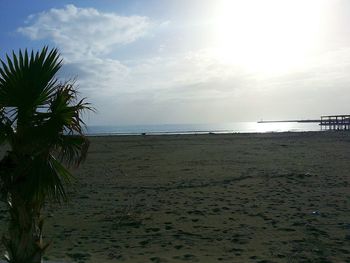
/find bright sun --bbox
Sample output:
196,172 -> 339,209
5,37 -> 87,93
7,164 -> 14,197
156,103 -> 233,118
211,0 -> 326,74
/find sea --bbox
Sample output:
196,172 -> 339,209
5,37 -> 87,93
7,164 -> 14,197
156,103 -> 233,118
86,122 -> 321,136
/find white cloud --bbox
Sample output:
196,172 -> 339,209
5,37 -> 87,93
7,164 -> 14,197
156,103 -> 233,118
17,5 -> 153,98
18,4 -> 151,59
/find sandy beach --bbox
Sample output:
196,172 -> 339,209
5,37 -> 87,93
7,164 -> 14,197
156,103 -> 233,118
1,132 -> 350,262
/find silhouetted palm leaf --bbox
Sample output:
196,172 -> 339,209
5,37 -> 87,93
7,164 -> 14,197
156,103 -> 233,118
0,47 -> 92,263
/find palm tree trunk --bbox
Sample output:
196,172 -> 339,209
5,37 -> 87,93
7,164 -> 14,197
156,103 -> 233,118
4,193 -> 44,263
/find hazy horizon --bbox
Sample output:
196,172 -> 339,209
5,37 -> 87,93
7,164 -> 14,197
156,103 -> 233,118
1,0 -> 350,125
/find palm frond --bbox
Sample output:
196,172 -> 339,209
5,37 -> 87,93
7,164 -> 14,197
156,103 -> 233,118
18,154 -> 73,203
0,46 -> 62,110
47,83 -> 93,134
0,108 -> 15,146
55,135 -> 89,167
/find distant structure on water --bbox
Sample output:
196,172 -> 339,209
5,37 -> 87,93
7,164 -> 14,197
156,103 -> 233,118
320,115 -> 350,131
258,114 -> 350,131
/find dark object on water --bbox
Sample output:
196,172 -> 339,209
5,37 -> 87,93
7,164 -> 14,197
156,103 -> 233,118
320,115 -> 350,131
258,114 -> 350,131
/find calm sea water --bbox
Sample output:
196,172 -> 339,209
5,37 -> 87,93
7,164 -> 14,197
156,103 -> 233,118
86,122 -> 321,136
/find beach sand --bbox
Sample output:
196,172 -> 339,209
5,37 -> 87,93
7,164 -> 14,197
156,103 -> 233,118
1,132 -> 350,262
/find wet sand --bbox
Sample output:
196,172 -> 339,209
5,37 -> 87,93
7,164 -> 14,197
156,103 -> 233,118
1,132 -> 350,262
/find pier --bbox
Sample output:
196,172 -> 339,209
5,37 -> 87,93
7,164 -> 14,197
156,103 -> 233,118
258,114 -> 350,131
320,115 -> 350,130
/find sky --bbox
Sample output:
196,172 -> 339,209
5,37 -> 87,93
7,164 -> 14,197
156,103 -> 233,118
1,0 -> 350,125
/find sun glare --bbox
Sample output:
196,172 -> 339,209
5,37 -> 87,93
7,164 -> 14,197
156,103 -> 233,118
211,0 -> 326,74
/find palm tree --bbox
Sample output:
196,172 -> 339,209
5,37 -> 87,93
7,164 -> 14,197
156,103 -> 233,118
0,47 -> 92,263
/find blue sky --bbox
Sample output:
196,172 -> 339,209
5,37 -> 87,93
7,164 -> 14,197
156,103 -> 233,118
1,0 -> 350,125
